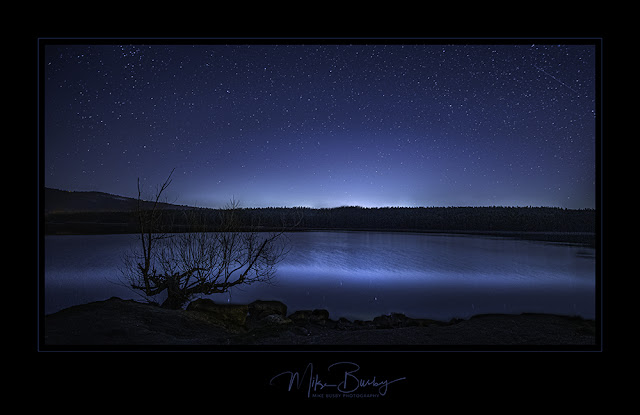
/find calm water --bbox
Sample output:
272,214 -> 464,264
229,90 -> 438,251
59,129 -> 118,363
42,231 -> 596,321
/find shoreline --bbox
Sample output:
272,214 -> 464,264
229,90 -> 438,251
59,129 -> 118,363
42,297 -> 598,348
43,228 -> 596,247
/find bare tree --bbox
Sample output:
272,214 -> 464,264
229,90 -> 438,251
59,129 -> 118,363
122,171 -> 297,309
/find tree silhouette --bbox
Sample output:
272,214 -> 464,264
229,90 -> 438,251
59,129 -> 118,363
122,170 -> 296,309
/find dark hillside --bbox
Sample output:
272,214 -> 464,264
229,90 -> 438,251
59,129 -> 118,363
44,187 -> 188,214
44,188 -> 139,214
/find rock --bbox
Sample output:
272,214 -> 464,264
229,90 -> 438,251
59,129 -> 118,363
288,310 -> 313,324
248,300 -> 288,319
263,314 -> 293,326
310,309 -> 330,323
412,318 -> 446,327
292,326 -> 309,336
373,313 -> 410,329
43,297 -> 597,346
288,309 -> 331,325
186,298 -> 216,313
186,298 -> 248,327
44,297 -> 235,345
337,317 -> 353,330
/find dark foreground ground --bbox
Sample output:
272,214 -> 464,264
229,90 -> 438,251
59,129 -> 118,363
42,297 -> 597,348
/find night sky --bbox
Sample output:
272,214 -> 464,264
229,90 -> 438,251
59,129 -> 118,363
43,40 -> 597,209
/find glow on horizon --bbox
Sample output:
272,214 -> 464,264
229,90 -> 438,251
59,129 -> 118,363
44,43 -> 597,211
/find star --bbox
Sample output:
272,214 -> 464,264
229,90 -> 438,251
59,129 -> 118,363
43,41 -> 597,209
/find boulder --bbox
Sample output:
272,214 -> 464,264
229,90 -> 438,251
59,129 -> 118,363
186,298 -> 248,327
263,314 -> 293,326
310,309 -> 330,323
288,309 -> 330,325
292,326 -> 309,336
288,310 -> 313,324
336,317 -> 353,330
373,313 -> 410,329
248,300 -> 288,319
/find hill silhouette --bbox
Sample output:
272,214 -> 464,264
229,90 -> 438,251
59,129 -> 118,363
43,187 -> 186,214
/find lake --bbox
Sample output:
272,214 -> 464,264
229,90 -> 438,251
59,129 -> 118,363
42,231 -> 596,321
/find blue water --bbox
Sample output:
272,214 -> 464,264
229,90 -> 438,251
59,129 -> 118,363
42,231 -> 596,321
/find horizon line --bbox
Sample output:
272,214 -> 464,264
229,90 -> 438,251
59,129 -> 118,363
43,187 -> 595,211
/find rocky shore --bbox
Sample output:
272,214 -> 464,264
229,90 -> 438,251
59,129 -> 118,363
43,297 -> 597,348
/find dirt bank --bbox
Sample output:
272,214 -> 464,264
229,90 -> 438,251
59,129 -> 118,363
42,297 -> 597,348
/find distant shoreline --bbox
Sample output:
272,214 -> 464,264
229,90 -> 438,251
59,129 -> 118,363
43,226 -> 596,247
43,194 -> 597,246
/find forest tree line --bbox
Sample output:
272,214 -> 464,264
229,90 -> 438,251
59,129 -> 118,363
44,205 -> 596,236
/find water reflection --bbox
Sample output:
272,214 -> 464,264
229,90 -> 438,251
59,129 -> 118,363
43,231 -> 595,320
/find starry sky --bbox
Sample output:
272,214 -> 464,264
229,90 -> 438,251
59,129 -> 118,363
42,40 -> 597,209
